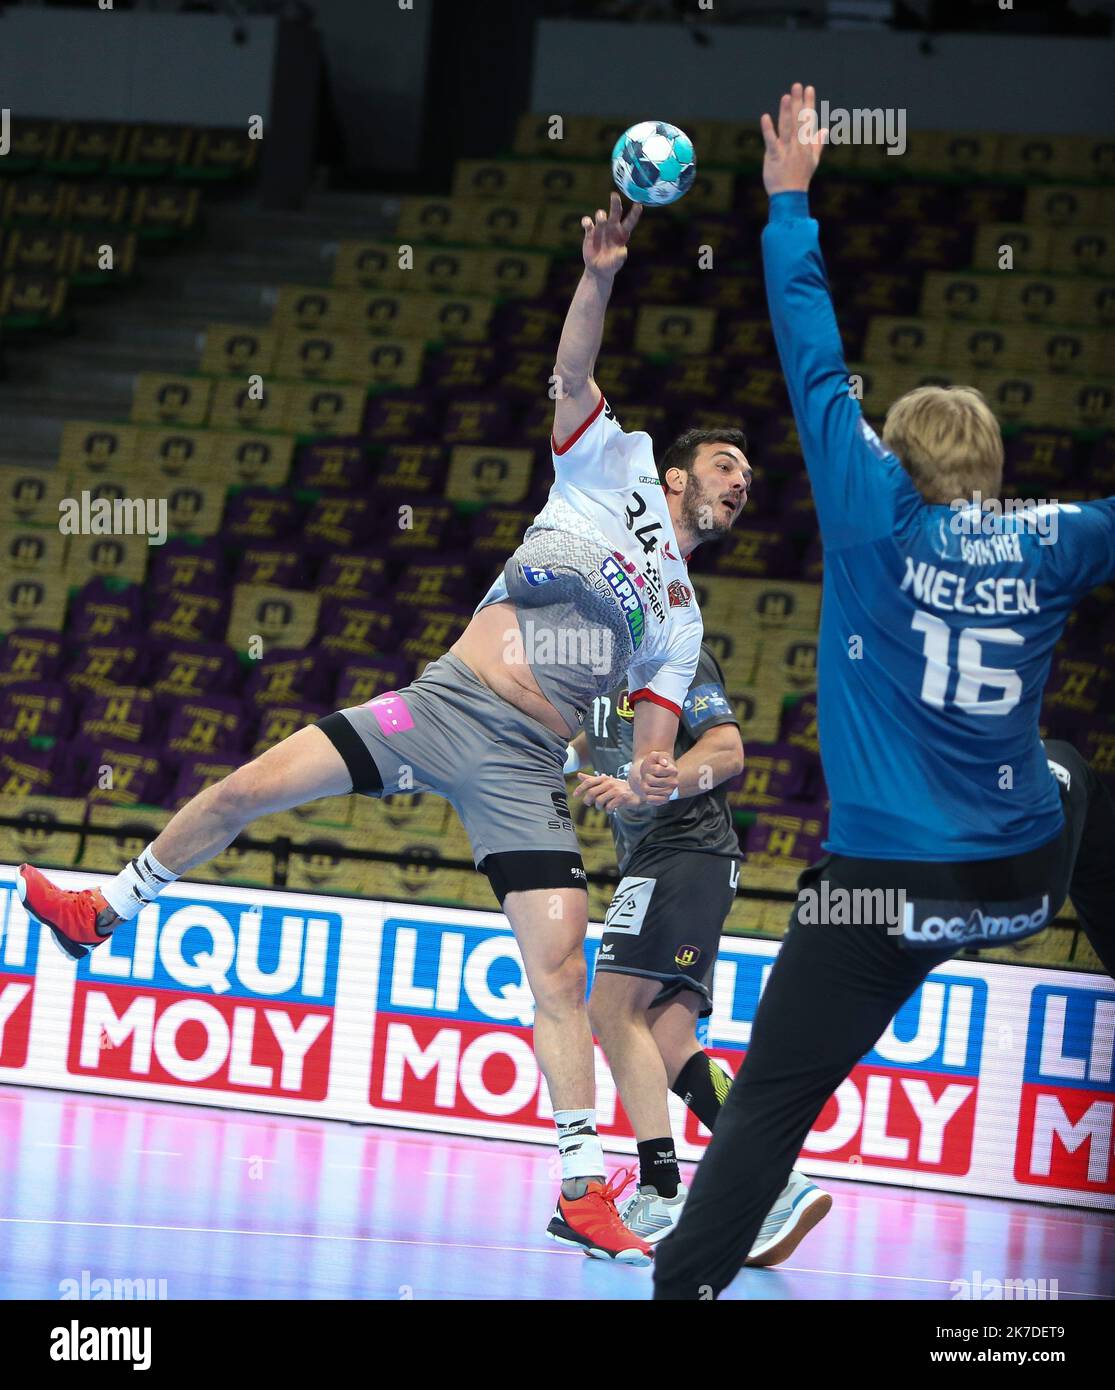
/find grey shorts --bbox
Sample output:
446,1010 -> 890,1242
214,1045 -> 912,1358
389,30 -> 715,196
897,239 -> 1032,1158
316,652 -> 588,902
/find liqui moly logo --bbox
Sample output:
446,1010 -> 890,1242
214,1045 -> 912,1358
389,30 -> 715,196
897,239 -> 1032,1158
694,950 -> 986,1172
370,919 -> 629,1132
0,877 -> 40,1070
1015,983 -> 1115,1193
67,893 -> 343,1100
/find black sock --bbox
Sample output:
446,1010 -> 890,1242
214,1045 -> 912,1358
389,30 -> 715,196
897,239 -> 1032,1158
671,1051 -> 733,1133
637,1138 -> 680,1198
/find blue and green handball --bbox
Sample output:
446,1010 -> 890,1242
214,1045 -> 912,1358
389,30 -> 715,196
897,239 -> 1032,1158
611,121 -> 696,206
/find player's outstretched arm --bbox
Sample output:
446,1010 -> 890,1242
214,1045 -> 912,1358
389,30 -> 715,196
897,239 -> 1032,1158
760,83 -> 907,547
1039,498 -> 1115,596
553,191 -> 641,448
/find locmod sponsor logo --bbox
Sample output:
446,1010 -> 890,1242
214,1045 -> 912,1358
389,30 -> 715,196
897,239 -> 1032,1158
1015,982 -> 1115,1195
0,877 -> 40,1070
69,894 -> 342,1100
688,950 -> 985,1174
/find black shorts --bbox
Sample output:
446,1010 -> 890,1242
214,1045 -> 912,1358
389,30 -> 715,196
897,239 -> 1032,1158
801,739 -> 1110,958
594,847 -> 740,1017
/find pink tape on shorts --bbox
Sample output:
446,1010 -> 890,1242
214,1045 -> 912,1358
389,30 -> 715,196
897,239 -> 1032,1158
365,692 -> 414,735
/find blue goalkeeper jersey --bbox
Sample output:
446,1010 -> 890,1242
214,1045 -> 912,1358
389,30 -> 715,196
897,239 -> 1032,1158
763,191 -> 1115,862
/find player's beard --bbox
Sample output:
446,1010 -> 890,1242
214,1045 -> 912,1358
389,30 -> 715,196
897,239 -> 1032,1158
680,471 -> 734,541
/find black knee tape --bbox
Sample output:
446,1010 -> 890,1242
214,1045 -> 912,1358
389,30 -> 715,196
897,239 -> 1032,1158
316,712 -> 384,794
481,850 -> 587,904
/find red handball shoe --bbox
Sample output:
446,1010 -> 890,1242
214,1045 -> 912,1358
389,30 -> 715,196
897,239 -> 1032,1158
546,1167 -> 653,1266
16,864 -> 115,961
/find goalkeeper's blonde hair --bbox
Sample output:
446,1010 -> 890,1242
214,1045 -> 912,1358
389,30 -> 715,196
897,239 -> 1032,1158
882,386 -> 1004,505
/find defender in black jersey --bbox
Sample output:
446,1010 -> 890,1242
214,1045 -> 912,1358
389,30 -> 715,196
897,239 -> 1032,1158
577,645 -> 742,1006
567,643 -> 832,1259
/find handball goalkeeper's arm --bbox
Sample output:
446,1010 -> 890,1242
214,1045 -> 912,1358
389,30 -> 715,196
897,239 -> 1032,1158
553,191 -> 640,449
760,83 -> 910,548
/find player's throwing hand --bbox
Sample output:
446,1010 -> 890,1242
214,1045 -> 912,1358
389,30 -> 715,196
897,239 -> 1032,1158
581,190 -> 642,279
761,81 -> 828,196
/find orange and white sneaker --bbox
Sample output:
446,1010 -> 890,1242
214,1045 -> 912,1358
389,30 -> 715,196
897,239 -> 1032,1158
545,1167 -> 653,1266
16,864 -> 116,962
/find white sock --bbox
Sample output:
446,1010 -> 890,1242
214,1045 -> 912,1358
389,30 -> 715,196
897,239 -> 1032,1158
554,1108 -> 605,1183
102,844 -> 179,921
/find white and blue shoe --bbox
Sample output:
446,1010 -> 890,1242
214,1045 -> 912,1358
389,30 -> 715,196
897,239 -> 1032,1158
619,1169 -> 830,1264
619,1182 -> 690,1245
745,1170 -> 832,1267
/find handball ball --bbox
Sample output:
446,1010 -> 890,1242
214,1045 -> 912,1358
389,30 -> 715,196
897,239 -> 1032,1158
611,120 -> 696,206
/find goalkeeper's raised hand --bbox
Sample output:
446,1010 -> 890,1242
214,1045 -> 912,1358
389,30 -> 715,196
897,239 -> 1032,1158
761,82 -> 828,196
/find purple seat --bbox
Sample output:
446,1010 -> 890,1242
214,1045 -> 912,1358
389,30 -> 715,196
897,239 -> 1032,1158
442,396 -> 516,446
294,440 -> 371,492
779,695 -> 819,755
78,686 -> 155,745
362,391 -> 443,444
1086,433 -> 1115,492
368,445 -> 448,501
0,739 -> 64,795
165,696 -> 246,757
147,640 -> 243,707
0,629 -> 65,685
491,302 -> 563,353
149,538 -> 225,594
746,803 -> 827,869
244,648 -> 335,708
68,580 -> 144,642
425,345 -> 500,392
147,589 -> 229,645
316,598 -> 403,659
64,639 -> 145,700
714,526 -> 802,580
302,495 -> 378,556
727,741 -> 816,811
234,547 -> 310,590
316,551 -> 389,599
900,223 -> 974,272
222,489 -> 300,544
1004,429 -> 1077,491
383,503 -> 455,555
0,680 -> 69,742
74,735 -> 171,805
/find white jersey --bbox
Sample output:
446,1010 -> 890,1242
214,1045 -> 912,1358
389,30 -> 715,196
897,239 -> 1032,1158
521,396 -> 704,717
